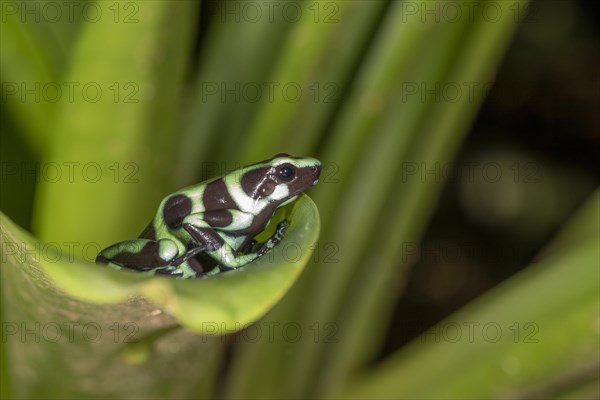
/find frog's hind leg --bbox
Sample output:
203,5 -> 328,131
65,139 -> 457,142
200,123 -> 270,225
96,238 -> 179,272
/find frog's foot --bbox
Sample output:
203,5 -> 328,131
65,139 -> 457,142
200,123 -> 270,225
240,239 -> 258,255
201,220 -> 288,276
257,220 -> 288,257
154,258 -> 204,279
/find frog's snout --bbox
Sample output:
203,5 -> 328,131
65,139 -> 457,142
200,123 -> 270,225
313,165 -> 320,177
311,165 -> 321,185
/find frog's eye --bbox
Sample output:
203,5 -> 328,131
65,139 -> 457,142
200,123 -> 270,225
277,164 -> 295,181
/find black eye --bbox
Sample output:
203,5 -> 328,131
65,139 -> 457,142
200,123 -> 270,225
277,164 -> 295,181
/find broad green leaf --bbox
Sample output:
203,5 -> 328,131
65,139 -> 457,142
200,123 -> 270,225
3,194 -> 319,330
1,194 -> 319,397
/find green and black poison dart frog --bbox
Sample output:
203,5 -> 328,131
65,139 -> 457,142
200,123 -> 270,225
96,154 -> 321,279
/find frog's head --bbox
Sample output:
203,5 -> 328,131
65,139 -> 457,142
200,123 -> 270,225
239,153 -> 321,206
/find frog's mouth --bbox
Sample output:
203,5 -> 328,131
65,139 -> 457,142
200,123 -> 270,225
279,195 -> 299,207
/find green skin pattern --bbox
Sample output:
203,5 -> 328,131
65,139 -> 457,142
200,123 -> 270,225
96,154 -> 321,278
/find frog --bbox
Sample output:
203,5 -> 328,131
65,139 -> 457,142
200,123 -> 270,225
96,154 -> 321,279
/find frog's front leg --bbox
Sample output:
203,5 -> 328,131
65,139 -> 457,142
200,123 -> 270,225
255,220 -> 288,256
183,216 -> 257,269
183,211 -> 285,269
240,221 -> 288,255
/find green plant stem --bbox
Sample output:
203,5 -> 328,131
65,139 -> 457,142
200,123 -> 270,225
238,0 -> 352,162
283,1 -> 478,396
174,1 -> 299,186
280,1 -> 387,156
0,14 -> 55,155
222,1 -> 402,396
319,1 -> 531,395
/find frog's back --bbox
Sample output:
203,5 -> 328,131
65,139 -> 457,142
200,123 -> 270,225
153,176 -> 238,233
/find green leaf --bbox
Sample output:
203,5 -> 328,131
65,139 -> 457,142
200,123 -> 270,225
0,9 -> 55,155
318,0 -> 532,393
3,194 -> 319,331
174,1 -> 299,185
226,0 -> 530,397
238,0 -> 354,162
0,1 -> 93,156
32,1 -> 197,246
0,194 -> 319,397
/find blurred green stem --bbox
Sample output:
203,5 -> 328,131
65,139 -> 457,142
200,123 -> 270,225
238,0 -> 351,162
0,14 -> 55,154
32,1 -> 197,246
320,0 -> 531,395
175,1 -> 299,185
